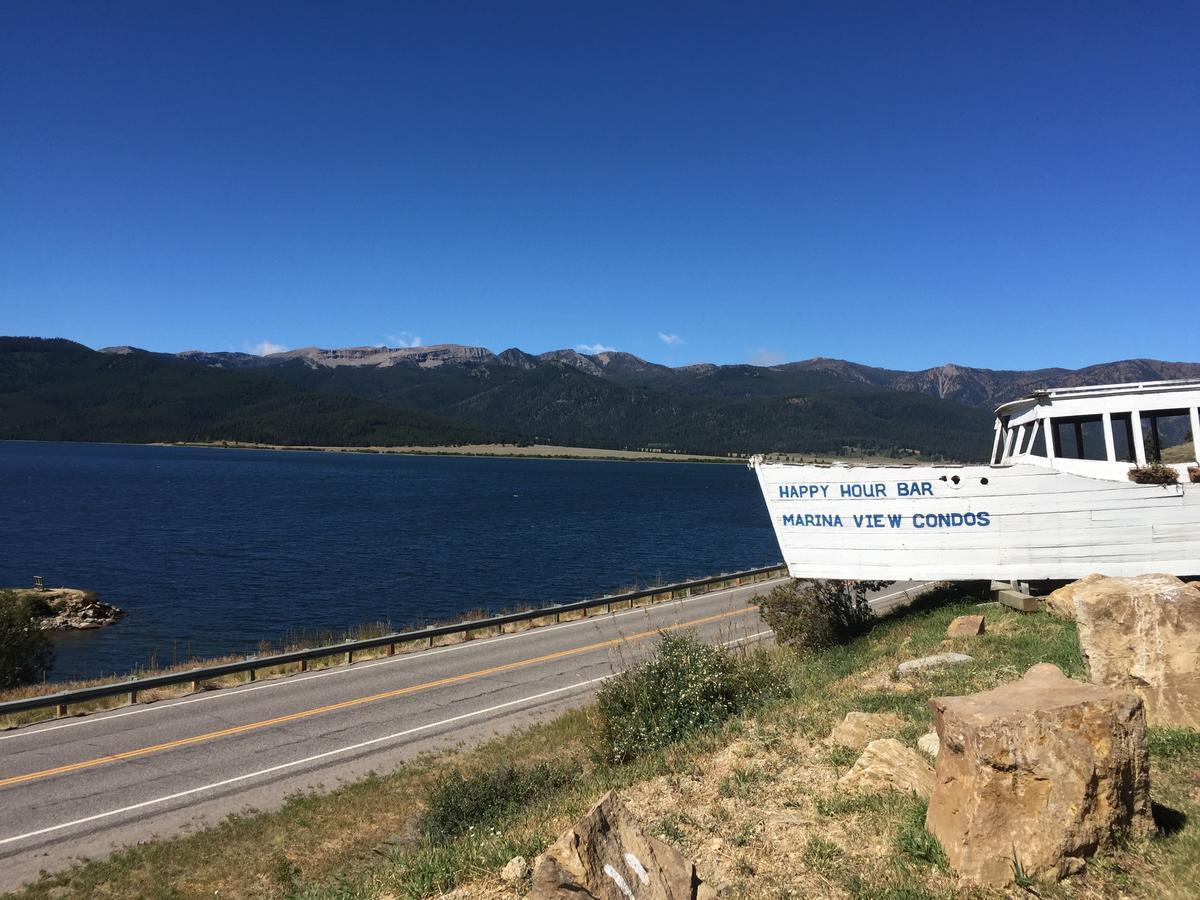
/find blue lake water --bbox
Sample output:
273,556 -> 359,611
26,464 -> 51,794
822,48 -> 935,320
0,442 -> 779,681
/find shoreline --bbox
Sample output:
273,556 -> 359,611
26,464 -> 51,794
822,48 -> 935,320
2,439 -> 932,466
153,440 -> 744,463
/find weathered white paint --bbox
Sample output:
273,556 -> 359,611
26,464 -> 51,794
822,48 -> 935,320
624,852 -> 651,885
603,863 -> 636,899
752,379 -> 1200,581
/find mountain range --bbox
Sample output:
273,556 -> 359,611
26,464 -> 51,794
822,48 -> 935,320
143,343 -> 1200,410
4,337 -> 1198,461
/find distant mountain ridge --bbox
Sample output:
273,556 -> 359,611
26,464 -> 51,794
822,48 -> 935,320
11,337 -> 1193,461
132,343 -> 1200,410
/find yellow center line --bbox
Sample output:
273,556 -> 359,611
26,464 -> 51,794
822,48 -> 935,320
0,606 -> 755,789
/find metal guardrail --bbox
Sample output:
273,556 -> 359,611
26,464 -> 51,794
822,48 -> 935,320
2,563 -> 788,720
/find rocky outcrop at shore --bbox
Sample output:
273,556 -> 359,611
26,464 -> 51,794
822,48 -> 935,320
7,588 -> 123,630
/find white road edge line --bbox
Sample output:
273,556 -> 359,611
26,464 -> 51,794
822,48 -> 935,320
0,628 -> 774,848
1,577 -> 787,742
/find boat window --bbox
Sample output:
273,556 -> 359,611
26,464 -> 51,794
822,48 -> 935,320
1140,409 -> 1193,463
1052,415 -> 1108,461
1014,424 -> 1031,455
1032,421 -> 1050,458
1110,413 -> 1136,463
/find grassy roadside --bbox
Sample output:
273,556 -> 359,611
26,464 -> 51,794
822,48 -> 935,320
12,590 -> 1200,899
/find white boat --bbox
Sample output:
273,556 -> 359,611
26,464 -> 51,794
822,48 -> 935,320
750,379 -> 1200,581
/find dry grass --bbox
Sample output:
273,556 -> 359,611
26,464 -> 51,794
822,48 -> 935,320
14,592 -> 1200,900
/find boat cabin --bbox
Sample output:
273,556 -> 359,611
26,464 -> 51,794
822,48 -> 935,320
991,379 -> 1200,475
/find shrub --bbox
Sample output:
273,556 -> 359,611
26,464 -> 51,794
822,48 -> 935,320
1128,463 -> 1179,485
593,631 -> 782,764
0,590 -> 54,688
418,761 -> 574,843
754,579 -> 893,653
19,591 -> 54,618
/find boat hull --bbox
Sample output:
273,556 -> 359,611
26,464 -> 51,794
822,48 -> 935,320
752,462 -> 1200,581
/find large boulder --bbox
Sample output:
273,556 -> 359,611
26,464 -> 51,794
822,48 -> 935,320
837,738 -> 935,799
531,791 -> 716,899
926,664 -> 1153,886
1045,573 -> 1200,728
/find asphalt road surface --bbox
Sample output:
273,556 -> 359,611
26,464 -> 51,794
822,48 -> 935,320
0,578 -> 930,891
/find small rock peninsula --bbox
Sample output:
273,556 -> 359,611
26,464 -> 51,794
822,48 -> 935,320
4,587 -> 123,631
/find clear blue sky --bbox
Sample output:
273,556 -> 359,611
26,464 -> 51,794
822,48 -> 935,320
2,2 -> 1196,371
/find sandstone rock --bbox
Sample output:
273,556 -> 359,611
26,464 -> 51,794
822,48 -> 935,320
837,738 -> 934,799
825,711 -> 903,750
946,615 -> 985,637
896,652 -> 973,677
1044,573 -> 1200,728
531,791 -> 716,899
916,731 -> 940,759
926,663 -> 1153,886
501,855 -> 529,885
1045,573 -> 1105,619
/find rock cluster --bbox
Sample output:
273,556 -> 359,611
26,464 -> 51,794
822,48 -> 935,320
8,588 -> 124,630
926,663 -> 1153,885
1046,573 -> 1200,728
532,790 -> 716,899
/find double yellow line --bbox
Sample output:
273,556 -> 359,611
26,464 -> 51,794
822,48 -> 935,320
1,606 -> 755,789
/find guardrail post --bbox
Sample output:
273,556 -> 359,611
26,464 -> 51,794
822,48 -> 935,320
298,659 -> 308,673
345,650 -> 353,665
554,610 -> 561,623
56,703 -> 68,718
386,643 -> 395,657
247,668 -> 256,683
191,679 -> 201,692
424,636 -> 433,649
127,688 -> 138,705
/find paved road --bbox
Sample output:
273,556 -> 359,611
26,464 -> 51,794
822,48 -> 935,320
0,578 -> 929,892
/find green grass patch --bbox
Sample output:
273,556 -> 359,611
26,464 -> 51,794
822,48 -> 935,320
893,800 -> 948,870
418,761 -> 573,843
1148,726 -> 1200,760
